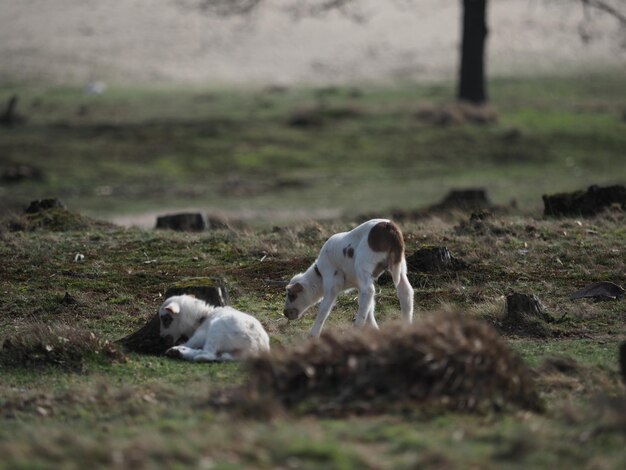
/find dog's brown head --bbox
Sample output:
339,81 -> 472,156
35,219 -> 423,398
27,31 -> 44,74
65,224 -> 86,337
284,281 -> 305,319
283,274 -> 320,320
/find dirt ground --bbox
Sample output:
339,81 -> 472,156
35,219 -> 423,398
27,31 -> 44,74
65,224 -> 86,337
1,0 -> 624,86
109,207 -> 343,229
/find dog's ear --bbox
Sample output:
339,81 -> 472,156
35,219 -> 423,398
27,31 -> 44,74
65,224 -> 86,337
286,282 -> 304,294
165,302 -> 180,315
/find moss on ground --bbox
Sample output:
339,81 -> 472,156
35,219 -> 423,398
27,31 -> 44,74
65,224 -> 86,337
0,76 -> 625,468
0,209 -> 624,468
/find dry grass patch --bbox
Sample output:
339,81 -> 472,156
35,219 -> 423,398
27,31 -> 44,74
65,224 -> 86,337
0,323 -> 127,371
6,206 -> 111,232
415,102 -> 498,126
536,355 -> 621,397
234,312 -> 542,415
0,380 -> 182,420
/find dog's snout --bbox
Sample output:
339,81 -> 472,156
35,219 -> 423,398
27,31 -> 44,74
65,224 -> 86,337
283,308 -> 299,320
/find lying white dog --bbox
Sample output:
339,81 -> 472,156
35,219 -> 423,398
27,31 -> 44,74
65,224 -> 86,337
283,219 -> 414,337
159,295 -> 270,362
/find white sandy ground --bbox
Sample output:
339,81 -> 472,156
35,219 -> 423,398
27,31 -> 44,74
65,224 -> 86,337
0,0 -> 624,86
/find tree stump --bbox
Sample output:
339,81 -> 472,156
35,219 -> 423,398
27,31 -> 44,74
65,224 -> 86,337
206,215 -> 230,230
25,198 -> 66,213
116,315 -> 166,355
504,293 -> 550,323
118,277 -> 228,355
439,188 -> 491,210
155,213 -> 206,232
543,185 -> 626,217
164,277 -> 228,306
406,247 -> 465,272
500,293 -> 553,337
454,211 -> 509,236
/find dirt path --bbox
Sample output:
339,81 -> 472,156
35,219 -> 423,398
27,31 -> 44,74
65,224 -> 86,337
106,207 -> 343,228
1,0 -> 623,85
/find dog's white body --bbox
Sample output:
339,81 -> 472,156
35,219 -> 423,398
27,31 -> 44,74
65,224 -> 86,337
159,295 -> 270,362
283,219 -> 414,337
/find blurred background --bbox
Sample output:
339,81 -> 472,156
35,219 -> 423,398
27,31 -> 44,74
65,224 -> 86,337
1,0 -> 625,226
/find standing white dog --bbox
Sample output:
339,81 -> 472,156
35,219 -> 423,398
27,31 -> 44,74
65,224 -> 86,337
283,219 -> 414,337
159,295 -> 270,362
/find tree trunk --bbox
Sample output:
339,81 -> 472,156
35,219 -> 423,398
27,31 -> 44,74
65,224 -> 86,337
458,0 -> 489,103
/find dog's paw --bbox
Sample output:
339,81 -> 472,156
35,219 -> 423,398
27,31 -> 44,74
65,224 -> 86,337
165,346 -> 184,358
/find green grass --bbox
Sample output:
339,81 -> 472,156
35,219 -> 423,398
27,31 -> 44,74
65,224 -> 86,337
1,72 -> 625,218
1,73 -> 625,468
1,212 -> 625,468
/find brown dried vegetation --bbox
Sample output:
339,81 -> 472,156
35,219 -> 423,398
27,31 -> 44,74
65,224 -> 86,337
239,312 -> 542,415
1,323 -> 127,371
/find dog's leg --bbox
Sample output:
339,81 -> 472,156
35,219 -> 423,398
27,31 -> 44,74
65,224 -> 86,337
214,351 -> 238,362
355,272 -> 376,327
397,273 -> 414,323
308,293 -> 338,338
184,330 -> 206,349
390,259 -> 414,323
308,275 -> 343,337
192,351 -> 220,362
168,346 -> 232,363
165,345 -> 206,361
366,305 -> 379,328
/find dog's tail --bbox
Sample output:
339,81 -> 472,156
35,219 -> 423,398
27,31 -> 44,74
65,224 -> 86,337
389,256 -> 407,288
368,220 -> 406,287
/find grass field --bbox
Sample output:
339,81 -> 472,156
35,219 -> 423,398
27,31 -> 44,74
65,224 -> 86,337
1,72 -> 625,220
0,73 -> 625,468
